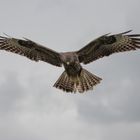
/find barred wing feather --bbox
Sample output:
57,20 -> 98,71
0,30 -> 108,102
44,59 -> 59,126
0,36 -> 62,67
77,30 -> 140,64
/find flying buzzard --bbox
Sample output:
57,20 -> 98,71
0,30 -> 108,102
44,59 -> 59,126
0,30 -> 140,93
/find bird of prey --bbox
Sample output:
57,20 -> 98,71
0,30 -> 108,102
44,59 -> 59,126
0,30 -> 140,93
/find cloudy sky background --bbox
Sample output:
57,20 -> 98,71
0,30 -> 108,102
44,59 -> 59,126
0,0 -> 140,140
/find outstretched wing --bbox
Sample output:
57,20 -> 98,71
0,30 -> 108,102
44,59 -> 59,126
0,36 -> 62,67
76,30 -> 140,64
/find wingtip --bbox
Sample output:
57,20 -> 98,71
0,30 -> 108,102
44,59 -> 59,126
22,37 -> 30,41
120,30 -> 133,35
3,33 -> 12,38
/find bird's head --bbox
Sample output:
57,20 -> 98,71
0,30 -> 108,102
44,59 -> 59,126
60,52 -> 79,66
65,57 -> 73,66
66,61 -> 70,65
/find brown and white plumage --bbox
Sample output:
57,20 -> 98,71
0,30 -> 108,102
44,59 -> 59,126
0,36 -> 62,66
77,30 -> 140,64
54,69 -> 102,93
0,30 -> 140,93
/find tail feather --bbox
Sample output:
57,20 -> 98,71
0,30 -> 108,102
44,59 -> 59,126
76,76 -> 84,93
53,69 -> 102,93
84,69 -> 101,85
84,70 -> 94,87
81,75 -> 87,91
83,73 -> 93,90
65,76 -> 74,92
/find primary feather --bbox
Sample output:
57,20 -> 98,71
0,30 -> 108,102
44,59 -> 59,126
0,36 -> 62,66
77,30 -> 140,64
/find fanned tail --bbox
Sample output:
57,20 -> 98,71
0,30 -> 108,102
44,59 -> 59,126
53,71 -> 74,92
53,69 -> 102,93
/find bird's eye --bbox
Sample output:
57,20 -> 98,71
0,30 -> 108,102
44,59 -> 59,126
66,61 -> 70,65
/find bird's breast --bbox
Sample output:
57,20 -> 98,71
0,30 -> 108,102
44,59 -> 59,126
64,62 -> 82,77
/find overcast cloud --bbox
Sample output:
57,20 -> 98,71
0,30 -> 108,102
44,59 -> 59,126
0,0 -> 140,140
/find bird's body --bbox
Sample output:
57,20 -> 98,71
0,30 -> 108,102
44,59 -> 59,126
60,52 -> 82,76
54,52 -> 101,92
0,30 -> 140,93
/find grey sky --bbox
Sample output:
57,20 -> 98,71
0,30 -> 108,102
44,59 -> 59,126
0,0 -> 140,140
